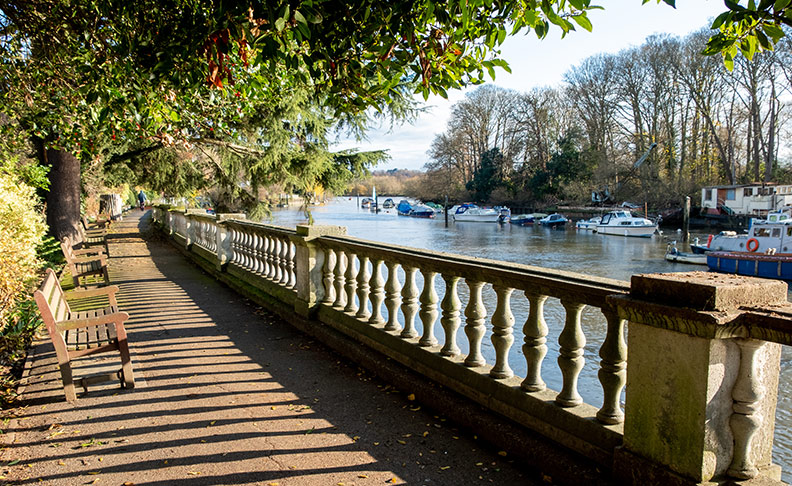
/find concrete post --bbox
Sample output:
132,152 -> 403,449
291,225 -> 347,319
215,214 -> 246,271
609,272 -> 786,486
183,210 -> 200,249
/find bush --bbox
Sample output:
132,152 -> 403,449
0,171 -> 47,329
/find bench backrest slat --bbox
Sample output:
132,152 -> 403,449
34,269 -> 69,337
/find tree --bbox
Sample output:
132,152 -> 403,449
0,0 -> 602,239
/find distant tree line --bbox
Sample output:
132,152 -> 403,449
412,28 -> 792,209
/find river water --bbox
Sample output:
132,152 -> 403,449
268,197 -> 792,480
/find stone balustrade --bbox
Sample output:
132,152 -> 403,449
151,206 -> 791,486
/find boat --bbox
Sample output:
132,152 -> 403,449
396,199 -> 413,216
538,213 -> 568,228
510,213 -> 547,226
707,249 -> 792,280
454,205 -> 506,223
382,198 -> 395,209
361,197 -> 373,208
664,241 -> 707,265
576,216 -> 602,230
409,204 -> 435,218
692,207 -> 792,254
594,210 -> 657,237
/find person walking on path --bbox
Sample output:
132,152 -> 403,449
137,189 -> 147,210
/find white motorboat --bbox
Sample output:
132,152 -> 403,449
453,205 -> 507,223
594,210 -> 657,237
576,216 -> 601,230
693,207 -> 792,254
665,242 -> 707,265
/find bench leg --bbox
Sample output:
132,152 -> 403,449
58,361 -> 77,402
116,326 -> 135,389
102,267 -> 110,285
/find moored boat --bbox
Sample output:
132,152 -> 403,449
665,242 -> 707,265
454,206 -> 504,223
382,198 -> 395,209
576,216 -> 601,231
707,250 -> 792,280
693,207 -> 792,254
594,210 -> 656,237
510,213 -> 546,226
538,213 -> 568,228
410,204 -> 435,218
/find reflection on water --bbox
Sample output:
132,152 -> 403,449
269,197 -> 791,480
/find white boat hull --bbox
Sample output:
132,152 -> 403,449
595,225 -> 656,237
454,213 -> 501,222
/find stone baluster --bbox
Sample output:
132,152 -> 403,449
439,275 -> 461,357
257,232 -> 267,275
728,339 -> 766,480
279,238 -> 290,285
418,271 -> 439,347
321,248 -> 336,305
343,251 -> 358,314
384,262 -> 402,332
464,280 -> 486,367
400,266 -> 419,338
272,237 -> 282,282
287,241 -> 296,288
368,259 -> 386,325
228,227 -> 238,265
490,285 -> 515,379
556,299 -> 586,407
521,292 -> 549,392
251,232 -> 262,274
261,235 -> 271,277
355,255 -> 371,319
332,249 -> 347,310
596,309 -> 627,424
267,235 -> 278,280
241,229 -> 251,269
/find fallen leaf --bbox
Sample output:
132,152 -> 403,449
440,466 -> 451,470
407,394 -> 415,401
88,471 -> 100,475
498,451 -> 507,457
397,440 -> 406,445
123,482 -> 136,486
57,461 -> 66,466
187,471 -> 201,475
358,474 -> 368,478
422,432 -> 429,437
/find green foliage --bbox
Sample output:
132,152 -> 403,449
702,1 -> 792,69
0,298 -> 42,407
0,169 -> 47,328
466,148 -> 504,203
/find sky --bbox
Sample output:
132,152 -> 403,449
331,0 -> 727,172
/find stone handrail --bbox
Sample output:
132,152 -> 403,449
149,206 -> 790,486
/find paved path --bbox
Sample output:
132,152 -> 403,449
1,211 -> 543,485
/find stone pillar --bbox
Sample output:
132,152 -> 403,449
610,272 -> 786,486
184,210 -> 203,249
216,214 -> 245,271
291,225 -> 347,318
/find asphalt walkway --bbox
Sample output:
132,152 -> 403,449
1,211 -> 543,485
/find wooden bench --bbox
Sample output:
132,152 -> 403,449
79,216 -> 110,254
61,236 -> 110,289
33,268 -> 135,402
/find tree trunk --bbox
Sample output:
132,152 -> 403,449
35,139 -> 82,242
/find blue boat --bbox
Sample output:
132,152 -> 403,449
706,251 -> 792,281
396,200 -> 413,216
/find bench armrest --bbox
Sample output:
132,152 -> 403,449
72,248 -> 104,256
71,255 -> 107,265
66,285 -> 119,300
56,311 -> 130,332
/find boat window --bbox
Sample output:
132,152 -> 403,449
772,228 -> 781,238
754,228 -> 771,237
787,227 -> 792,237
744,187 -> 753,196
601,214 -> 610,224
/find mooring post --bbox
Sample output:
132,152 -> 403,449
683,196 -> 690,242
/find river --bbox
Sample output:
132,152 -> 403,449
268,197 -> 792,480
